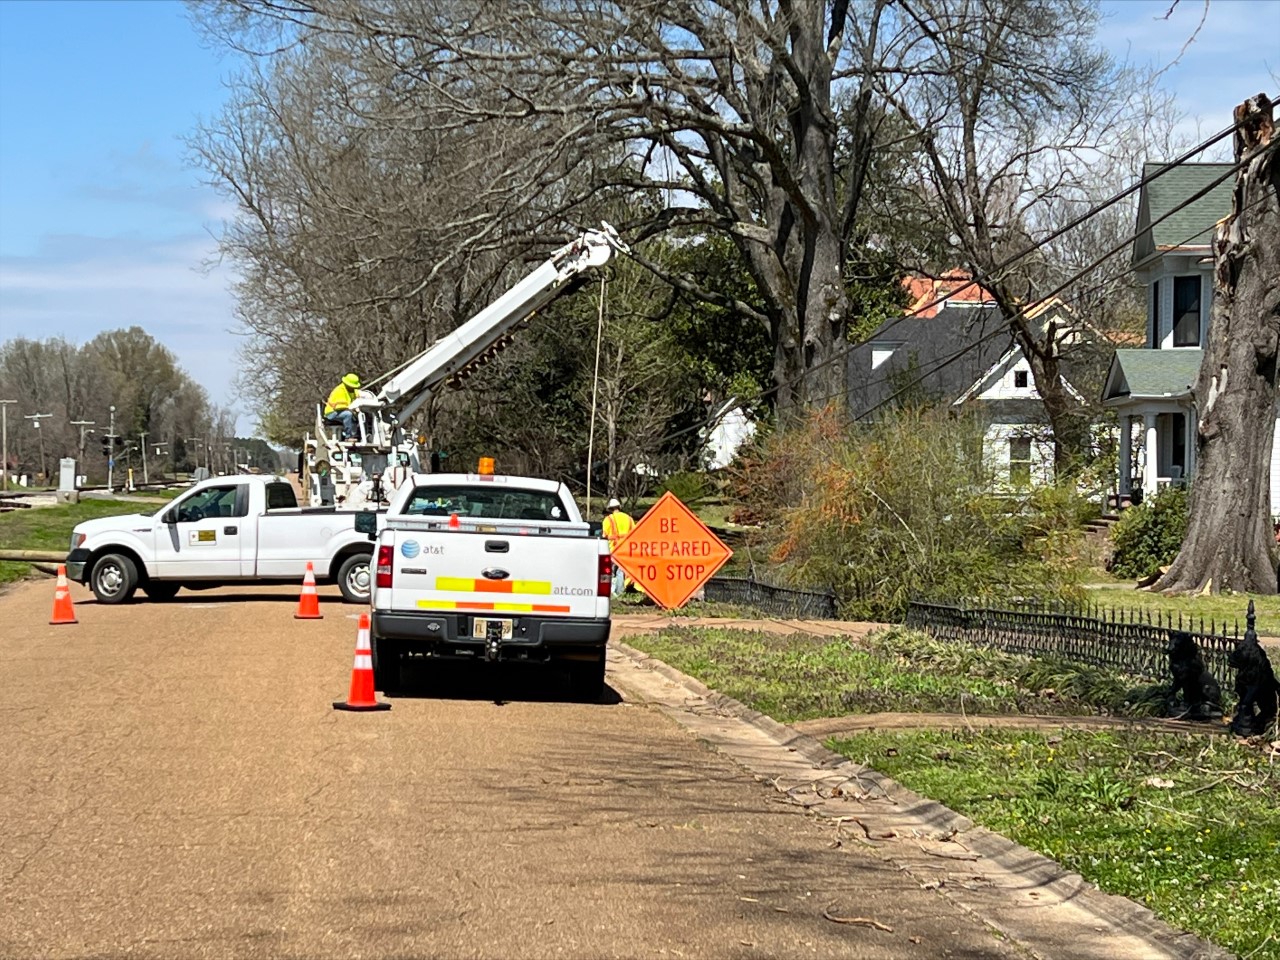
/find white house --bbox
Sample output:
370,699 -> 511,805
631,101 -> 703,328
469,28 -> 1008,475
703,401 -> 756,470
849,275 -> 1089,488
1099,162 -> 1279,506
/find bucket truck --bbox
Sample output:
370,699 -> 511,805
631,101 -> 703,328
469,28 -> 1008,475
302,223 -> 628,508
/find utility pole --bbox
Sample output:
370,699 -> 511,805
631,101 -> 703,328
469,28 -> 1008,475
0,399 -> 16,491
70,420 -> 95,484
105,405 -> 118,493
152,442 -> 169,481
139,431 -> 149,485
24,413 -> 53,484
186,437 -> 205,476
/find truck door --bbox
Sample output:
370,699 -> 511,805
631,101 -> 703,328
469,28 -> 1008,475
154,483 -> 250,578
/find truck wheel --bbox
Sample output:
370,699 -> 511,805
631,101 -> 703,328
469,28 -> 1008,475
567,656 -> 606,702
336,553 -> 372,604
143,581 -> 181,602
91,553 -> 138,604
371,637 -> 402,694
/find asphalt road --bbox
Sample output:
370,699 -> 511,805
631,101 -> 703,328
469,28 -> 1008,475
0,579 -> 1202,959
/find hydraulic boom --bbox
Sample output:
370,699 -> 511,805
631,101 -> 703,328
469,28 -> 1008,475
303,223 -> 628,508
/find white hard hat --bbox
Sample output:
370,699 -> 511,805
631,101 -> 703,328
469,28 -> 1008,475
606,497 -> 621,510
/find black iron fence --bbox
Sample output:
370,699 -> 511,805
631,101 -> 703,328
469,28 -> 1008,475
704,576 -> 838,620
906,598 -> 1239,687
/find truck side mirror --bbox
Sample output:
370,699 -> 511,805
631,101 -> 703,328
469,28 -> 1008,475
354,511 -> 378,540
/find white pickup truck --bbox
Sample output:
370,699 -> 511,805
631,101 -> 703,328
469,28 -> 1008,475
370,471 -> 612,698
66,474 -> 380,604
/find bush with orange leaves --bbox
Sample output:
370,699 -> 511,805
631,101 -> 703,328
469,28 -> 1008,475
727,406 -> 1086,619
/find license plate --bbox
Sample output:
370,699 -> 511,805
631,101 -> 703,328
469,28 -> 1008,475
472,617 -> 514,640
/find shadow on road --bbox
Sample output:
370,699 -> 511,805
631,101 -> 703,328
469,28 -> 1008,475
390,658 -> 623,706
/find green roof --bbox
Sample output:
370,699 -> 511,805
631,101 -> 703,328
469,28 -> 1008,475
1132,162 -> 1234,265
1101,349 -> 1204,405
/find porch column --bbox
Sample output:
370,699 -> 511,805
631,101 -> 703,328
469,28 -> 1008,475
1143,412 -> 1158,497
1118,415 -> 1132,497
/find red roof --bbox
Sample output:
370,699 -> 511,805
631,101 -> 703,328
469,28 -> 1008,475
902,271 -> 996,318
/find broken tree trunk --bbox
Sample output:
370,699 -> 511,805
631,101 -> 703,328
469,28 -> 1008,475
1157,93 -> 1280,595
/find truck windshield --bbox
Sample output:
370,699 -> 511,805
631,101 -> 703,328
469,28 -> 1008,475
402,485 -> 570,522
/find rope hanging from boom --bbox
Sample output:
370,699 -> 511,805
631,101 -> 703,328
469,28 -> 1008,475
585,273 -> 607,518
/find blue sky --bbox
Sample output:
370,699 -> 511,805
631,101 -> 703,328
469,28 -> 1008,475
1,0 -> 1277,437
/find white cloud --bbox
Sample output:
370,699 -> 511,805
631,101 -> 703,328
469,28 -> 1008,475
0,230 -> 254,433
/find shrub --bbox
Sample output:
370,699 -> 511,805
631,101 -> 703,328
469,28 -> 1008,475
658,470 -> 710,505
1109,486 -> 1188,579
728,407 -> 1087,619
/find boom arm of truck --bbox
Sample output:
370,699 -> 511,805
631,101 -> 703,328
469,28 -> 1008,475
375,222 -> 628,425
304,223 -> 627,509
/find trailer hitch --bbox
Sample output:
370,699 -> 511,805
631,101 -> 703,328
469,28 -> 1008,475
484,621 -> 503,663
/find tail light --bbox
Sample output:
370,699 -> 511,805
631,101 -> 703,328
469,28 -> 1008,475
598,553 -> 613,597
376,545 -> 394,588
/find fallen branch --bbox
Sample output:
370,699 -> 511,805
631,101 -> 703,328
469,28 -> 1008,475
822,909 -> 894,932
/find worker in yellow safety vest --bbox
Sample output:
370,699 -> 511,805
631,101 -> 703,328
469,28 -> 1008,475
324,373 -> 362,440
601,497 -> 635,596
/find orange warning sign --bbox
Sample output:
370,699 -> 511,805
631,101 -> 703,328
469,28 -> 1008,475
612,491 -> 732,609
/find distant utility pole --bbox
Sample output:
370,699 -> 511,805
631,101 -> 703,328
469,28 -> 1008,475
105,405 -> 118,493
0,399 -> 16,491
186,437 -> 205,474
24,413 -> 53,483
139,431 -> 149,485
70,420 -> 95,483
152,442 -> 169,481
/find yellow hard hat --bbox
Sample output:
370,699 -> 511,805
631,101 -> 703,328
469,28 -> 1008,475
342,373 -> 361,389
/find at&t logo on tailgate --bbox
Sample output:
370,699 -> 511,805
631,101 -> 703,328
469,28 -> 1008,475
400,539 -> 421,559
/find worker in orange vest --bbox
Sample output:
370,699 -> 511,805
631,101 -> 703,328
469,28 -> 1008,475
601,497 -> 635,596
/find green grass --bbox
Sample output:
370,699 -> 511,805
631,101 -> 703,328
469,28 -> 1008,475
1085,587 -> 1280,637
624,625 -> 1157,723
829,728 -> 1278,959
0,498 -> 165,584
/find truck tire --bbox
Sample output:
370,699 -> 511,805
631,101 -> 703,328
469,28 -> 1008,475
336,552 -> 372,604
143,581 -> 181,602
371,636 -> 402,694
567,655 -> 606,702
90,553 -> 139,604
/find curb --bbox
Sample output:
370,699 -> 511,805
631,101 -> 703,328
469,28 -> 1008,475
614,640 -> 1233,960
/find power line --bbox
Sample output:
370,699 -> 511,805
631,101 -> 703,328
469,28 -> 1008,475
847,168 -> 1276,423
791,177 -> 1275,418
649,123 -> 1269,449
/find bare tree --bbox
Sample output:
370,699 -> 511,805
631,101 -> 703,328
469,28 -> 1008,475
189,3 -> 607,442
191,0 -> 912,424
878,0 -> 1177,473
0,330 -> 224,482
194,0 -> 1180,446
1157,95 -> 1279,595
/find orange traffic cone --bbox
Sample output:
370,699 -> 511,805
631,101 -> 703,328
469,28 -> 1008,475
333,613 -> 390,712
294,562 -> 323,619
49,564 -> 77,625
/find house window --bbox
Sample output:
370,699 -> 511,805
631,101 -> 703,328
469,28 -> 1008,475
1150,279 -> 1161,349
1173,276 -> 1200,346
1014,370 -> 1029,389
871,343 -> 900,370
1009,438 -> 1032,486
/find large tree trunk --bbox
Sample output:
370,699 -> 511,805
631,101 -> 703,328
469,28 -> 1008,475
1157,94 -> 1279,595
742,0 -> 851,422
